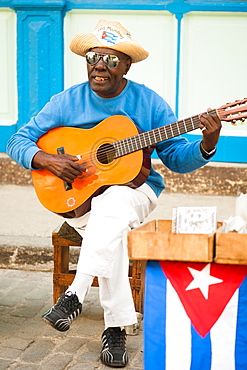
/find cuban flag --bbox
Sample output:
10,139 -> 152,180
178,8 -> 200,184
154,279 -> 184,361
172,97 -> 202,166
144,260 -> 247,370
101,31 -> 118,45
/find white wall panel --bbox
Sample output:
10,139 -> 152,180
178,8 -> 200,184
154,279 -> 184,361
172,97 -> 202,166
64,10 -> 177,111
0,9 -> 17,126
179,12 -> 247,136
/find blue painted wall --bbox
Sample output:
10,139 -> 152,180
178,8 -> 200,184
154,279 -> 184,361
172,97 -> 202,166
1,0 -> 247,163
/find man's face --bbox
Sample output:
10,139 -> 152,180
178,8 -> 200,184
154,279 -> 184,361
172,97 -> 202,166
87,47 -> 132,98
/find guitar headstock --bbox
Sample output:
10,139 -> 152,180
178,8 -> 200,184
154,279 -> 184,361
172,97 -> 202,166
217,98 -> 247,125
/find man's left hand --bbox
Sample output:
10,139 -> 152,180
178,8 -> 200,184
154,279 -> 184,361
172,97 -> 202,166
199,109 -> 222,152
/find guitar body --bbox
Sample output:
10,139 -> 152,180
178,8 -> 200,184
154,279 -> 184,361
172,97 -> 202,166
32,115 -> 151,218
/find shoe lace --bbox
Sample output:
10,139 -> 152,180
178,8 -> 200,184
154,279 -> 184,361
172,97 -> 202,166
55,292 -> 79,314
106,328 -> 126,349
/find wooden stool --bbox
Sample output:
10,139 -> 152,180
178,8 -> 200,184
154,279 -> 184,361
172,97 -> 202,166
52,222 -> 146,313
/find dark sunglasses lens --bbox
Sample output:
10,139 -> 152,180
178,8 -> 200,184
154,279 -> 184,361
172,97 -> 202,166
86,52 -> 100,65
103,55 -> 119,68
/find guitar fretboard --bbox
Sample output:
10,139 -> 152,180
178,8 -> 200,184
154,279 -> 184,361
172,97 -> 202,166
114,109 -> 216,158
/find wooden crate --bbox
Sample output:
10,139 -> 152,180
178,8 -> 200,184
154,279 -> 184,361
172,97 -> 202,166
215,232 -> 247,264
128,219 -> 215,262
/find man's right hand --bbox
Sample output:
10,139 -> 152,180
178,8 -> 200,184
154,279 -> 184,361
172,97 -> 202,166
32,151 -> 87,183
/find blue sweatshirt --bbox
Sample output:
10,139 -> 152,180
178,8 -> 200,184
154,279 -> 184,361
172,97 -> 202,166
7,79 -> 212,197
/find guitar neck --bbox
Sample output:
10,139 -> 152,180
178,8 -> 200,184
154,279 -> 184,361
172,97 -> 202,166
114,109 -> 216,158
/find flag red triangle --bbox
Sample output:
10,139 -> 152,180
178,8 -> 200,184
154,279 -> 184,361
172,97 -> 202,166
102,31 -> 108,39
160,261 -> 247,337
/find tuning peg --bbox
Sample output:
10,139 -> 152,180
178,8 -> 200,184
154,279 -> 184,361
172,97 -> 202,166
231,120 -> 237,126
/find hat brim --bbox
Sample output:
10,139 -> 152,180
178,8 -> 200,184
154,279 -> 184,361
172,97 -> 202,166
70,32 -> 149,63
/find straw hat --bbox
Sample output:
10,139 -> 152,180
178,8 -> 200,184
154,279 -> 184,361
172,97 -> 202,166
70,19 -> 149,63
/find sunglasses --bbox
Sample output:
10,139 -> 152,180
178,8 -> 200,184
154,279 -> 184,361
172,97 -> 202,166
85,52 -> 129,69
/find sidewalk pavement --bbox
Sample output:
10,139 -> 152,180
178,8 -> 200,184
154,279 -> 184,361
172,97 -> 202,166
0,185 -> 239,369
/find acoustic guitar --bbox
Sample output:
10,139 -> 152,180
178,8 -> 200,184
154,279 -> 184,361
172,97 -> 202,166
32,98 -> 247,218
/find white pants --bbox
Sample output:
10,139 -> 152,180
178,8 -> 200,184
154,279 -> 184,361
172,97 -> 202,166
67,183 -> 157,327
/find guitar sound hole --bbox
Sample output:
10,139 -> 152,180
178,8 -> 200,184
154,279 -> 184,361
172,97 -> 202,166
97,143 -> 116,164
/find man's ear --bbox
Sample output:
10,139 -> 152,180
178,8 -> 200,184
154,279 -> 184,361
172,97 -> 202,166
124,59 -> 132,75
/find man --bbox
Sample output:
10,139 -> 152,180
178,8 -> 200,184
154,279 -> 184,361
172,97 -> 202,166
7,19 -> 221,368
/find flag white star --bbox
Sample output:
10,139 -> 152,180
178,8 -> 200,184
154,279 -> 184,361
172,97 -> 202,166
185,264 -> 223,299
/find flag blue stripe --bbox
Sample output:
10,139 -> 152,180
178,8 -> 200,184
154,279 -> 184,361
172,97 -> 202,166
144,261 -> 166,370
190,325 -> 211,370
235,276 -> 247,369
104,39 -> 116,44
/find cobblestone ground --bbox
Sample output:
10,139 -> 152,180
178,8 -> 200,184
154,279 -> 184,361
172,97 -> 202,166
0,269 -> 143,370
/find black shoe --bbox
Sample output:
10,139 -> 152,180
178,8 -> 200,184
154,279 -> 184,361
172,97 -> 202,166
42,292 -> 82,332
100,327 -> 128,368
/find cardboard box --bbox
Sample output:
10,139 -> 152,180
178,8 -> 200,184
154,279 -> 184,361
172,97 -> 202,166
215,232 -> 247,264
128,219 -> 215,262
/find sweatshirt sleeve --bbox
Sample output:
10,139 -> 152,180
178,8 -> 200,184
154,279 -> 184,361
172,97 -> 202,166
154,101 -> 213,174
6,95 -> 61,169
